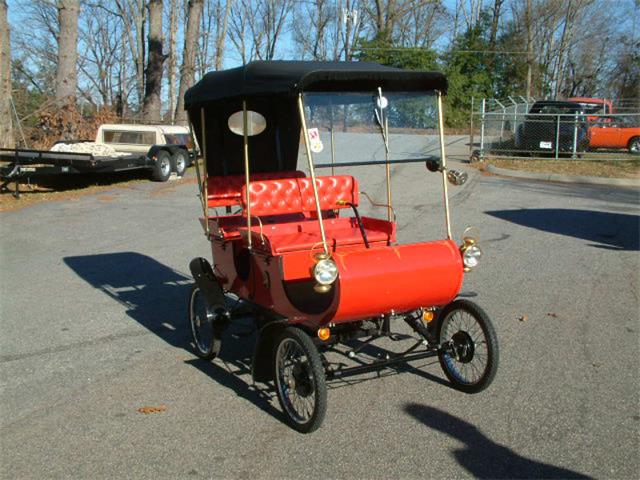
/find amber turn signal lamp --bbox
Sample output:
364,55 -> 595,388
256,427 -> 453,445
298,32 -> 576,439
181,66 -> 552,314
422,310 -> 434,323
317,327 -> 331,341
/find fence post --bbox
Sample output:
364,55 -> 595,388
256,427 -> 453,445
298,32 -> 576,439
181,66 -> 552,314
480,98 -> 486,159
572,112 -> 578,158
469,96 -> 474,156
555,114 -> 561,159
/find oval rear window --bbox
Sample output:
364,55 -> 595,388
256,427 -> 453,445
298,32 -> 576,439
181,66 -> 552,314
228,111 -> 266,136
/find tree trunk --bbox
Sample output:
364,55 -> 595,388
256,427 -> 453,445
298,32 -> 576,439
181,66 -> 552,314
0,0 -> 13,148
214,0 -> 232,70
175,0 -> 204,123
168,0 -> 177,122
55,0 -> 79,106
142,0 -> 164,121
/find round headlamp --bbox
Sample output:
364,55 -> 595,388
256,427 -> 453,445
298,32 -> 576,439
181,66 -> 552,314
313,258 -> 338,285
462,244 -> 482,269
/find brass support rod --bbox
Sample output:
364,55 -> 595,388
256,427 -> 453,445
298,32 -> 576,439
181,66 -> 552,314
187,117 -> 204,213
242,100 -> 252,250
437,91 -> 452,240
200,108 -> 210,238
384,115 -> 392,222
297,94 -> 329,256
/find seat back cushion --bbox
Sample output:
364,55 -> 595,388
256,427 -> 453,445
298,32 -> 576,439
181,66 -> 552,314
242,175 -> 359,217
207,171 -> 305,207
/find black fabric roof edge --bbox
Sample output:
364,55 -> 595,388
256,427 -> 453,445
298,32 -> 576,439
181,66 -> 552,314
184,60 -> 447,109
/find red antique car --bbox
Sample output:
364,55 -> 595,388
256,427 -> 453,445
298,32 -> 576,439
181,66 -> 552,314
183,61 -> 499,432
588,115 -> 640,154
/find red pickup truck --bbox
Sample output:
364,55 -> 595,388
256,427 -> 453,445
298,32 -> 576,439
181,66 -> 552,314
588,115 -> 640,154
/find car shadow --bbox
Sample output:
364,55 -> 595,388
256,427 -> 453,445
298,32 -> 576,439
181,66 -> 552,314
486,208 -> 639,251
63,252 -> 284,424
404,403 -> 593,479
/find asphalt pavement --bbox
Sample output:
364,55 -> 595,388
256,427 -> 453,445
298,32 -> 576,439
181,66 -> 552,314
1,155 -> 639,479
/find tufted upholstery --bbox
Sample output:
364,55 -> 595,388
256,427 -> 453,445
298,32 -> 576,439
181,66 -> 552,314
207,171 -> 305,208
241,175 -> 358,217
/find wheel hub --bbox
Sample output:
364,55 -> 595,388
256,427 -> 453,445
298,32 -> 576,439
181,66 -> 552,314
291,363 -> 313,397
451,331 -> 475,363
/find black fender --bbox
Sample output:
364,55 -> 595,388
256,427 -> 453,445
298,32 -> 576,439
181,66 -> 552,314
189,257 -> 225,309
251,321 -> 288,383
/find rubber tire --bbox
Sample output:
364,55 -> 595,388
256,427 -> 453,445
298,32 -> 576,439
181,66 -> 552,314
152,150 -> 172,182
171,150 -> 189,177
436,299 -> 499,393
188,285 -> 222,360
628,137 -> 640,155
273,327 -> 327,433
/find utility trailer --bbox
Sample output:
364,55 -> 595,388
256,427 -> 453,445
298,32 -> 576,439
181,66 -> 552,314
0,123 -> 196,197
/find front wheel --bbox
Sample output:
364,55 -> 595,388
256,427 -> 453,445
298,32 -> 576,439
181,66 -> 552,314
273,327 -> 327,433
628,137 -> 640,155
436,299 -> 499,393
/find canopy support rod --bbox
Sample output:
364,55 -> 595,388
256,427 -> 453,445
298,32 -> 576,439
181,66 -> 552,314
437,91 -> 452,240
200,108 -> 210,239
242,100 -> 252,251
297,94 -> 329,256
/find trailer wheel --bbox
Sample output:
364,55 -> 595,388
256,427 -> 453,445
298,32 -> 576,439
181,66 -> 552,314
152,150 -> 172,182
273,327 -> 327,433
436,299 -> 499,393
171,150 -> 189,177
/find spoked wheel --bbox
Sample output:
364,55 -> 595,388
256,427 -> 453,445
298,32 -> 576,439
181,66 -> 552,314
436,299 -> 499,393
188,285 -> 222,360
273,327 -> 327,433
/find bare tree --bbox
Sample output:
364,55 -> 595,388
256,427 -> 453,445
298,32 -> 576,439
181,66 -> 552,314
197,0 -> 232,76
142,0 -> 164,120
55,0 -> 79,105
0,0 -> 13,148
167,0 -> 178,122
114,0 -> 146,108
175,0 -> 204,123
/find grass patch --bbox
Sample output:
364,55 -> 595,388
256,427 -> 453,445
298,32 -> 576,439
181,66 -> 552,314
484,158 -> 640,179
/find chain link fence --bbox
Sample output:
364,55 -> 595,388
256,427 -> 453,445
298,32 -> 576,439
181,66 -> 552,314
470,97 -> 640,161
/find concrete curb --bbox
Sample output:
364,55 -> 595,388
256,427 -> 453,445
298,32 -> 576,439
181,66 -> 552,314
485,164 -> 640,188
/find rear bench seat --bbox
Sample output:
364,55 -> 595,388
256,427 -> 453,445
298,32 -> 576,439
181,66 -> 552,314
207,171 -> 305,208
239,175 -> 395,254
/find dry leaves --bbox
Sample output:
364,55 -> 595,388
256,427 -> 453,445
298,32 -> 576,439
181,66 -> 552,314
137,405 -> 167,414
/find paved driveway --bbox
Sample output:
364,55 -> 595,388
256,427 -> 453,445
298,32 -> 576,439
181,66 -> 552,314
1,162 -> 638,479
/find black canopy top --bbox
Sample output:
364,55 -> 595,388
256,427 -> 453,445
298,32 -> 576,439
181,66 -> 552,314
184,61 -> 447,108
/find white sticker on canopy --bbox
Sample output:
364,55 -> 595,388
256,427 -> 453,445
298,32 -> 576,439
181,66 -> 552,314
307,127 -> 324,153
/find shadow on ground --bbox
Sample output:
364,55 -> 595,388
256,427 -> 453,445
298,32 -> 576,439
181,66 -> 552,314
404,403 -> 593,479
486,208 -> 639,251
63,252 -> 283,423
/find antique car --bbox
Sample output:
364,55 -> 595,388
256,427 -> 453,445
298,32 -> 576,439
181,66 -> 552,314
587,115 -> 640,154
515,100 -> 589,155
183,61 -> 499,433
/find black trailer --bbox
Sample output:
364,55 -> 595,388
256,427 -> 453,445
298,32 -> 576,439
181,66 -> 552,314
0,144 -> 190,197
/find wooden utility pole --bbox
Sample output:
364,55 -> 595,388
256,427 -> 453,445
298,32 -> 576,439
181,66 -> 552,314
55,0 -> 79,106
0,0 -> 14,148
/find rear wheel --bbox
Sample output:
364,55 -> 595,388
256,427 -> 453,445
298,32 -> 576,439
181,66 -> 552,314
188,285 -> 222,360
628,137 -> 640,155
273,327 -> 327,433
436,299 -> 499,393
171,150 -> 189,176
152,150 -> 172,182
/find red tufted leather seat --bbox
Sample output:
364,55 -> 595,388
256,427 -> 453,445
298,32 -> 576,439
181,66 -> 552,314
207,171 -> 305,208
242,175 -> 359,216
239,176 -> 394,254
